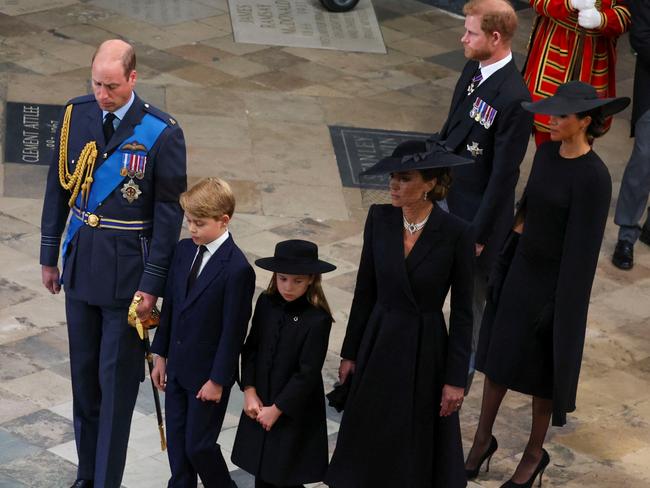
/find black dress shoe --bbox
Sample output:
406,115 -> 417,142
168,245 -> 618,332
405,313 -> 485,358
500,449 -> 550,487
70,481 -> 93,488
640,223 -> 650,246
612,240 -> 634,270
465,435 -> 498,480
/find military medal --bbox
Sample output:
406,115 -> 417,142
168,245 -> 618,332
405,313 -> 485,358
469,97 -> 498,129
121,178 -> 142,203
467,141 -> 483,157
120,141 -> 149,180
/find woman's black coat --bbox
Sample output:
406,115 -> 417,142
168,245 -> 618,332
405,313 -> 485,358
231,292 -> 332,486
325,204 -> 474,488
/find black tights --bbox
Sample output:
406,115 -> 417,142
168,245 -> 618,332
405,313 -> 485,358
254,480 -> 305,488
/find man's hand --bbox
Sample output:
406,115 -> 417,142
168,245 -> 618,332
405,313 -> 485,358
578,8 -> 602,29
196,379 -> 223,403
134,291 -> 157,321
475,243 -> 485,257
42,265 -> 61,294
151,356 -> 167,391
257,404 -> 282,431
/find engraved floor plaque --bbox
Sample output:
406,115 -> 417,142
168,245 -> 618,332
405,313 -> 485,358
329,126 -> 431,189
4,102 -> 63,166
229,0 -> 386,53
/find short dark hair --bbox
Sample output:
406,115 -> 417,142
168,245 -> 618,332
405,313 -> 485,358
419,168 -> 453,201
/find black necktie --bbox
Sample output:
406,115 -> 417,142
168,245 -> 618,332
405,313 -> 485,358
187,245 -> 208,292
103,113 -> 116,144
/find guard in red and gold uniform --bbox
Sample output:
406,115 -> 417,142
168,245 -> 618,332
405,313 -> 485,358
523,0 -> 631,145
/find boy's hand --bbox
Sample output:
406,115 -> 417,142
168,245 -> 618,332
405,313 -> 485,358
196,380 -> 223,403
151,356 -> 167,391
256,404 -> 282,431
243,387 -> 263,419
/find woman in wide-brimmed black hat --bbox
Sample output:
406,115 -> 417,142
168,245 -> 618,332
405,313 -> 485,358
231,239 -> 336,488
326,144 -> 475,487
465,81 -> 630,487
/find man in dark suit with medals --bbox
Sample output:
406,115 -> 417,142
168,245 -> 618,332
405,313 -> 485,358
433,0 -> 533,389
40,39 -> 187,488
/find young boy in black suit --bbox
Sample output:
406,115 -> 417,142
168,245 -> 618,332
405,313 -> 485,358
151,177 -> 255,488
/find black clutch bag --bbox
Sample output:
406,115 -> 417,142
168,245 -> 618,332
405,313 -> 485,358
326,375 -> 353,413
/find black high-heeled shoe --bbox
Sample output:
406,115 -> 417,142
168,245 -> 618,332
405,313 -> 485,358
500,448 -> 550,488
465,435 -> 498,480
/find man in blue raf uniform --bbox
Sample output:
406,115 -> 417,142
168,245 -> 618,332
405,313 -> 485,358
40,39 -> 187,488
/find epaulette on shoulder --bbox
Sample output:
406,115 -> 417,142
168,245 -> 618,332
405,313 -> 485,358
142,102 -> 179,127
67,94 -> 96,106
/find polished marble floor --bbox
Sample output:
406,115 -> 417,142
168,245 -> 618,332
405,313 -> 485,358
0,0 -> 648,487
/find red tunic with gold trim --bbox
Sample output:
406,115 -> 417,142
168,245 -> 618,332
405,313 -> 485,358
524,0 -> 631,134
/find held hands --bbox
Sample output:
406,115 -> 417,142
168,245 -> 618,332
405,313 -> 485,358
440,384 -> 465,417
578,8 -> 602,29
151,356 -> 167,392
257,404 -> 282,431
196,379 -> 223,403
338,359 -> 356,384
243,387 -> 263,419
570,0 -> 595,10
42,265 -> 61,294
134,290 -> 157,321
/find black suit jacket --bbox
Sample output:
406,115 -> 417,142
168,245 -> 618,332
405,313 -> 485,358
439,59 -> 532,272
151,237 -> 256,391
631,0 -> 650,135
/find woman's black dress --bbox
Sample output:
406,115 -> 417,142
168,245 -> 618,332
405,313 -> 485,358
477,141 -> 611,426
325,204 -> 474,488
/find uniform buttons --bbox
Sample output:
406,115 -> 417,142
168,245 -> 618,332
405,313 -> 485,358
144,103 -> 150,108
293,316 -> 299,322
103,153 -> 108,159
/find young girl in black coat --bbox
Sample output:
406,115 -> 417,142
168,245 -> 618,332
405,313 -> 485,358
231,239 -> 335,488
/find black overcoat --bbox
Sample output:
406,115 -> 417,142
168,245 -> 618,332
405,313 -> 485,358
325,204 -> 474,488
231,293 -> 332,486
440,59 -> 533,273
477,143 -> 611,426
630,0 -> 650,136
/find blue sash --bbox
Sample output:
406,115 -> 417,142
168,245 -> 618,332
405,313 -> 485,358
61,113 -> 167,271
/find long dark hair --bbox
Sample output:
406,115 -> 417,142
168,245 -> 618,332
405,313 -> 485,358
266,273 -> 334,320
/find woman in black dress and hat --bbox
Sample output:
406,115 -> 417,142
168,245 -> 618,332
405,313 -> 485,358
465,81 -> 630,487
231,240 -> 336,488
325,144 -> 475,487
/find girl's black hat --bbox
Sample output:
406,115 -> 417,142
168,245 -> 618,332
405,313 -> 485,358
361,141 -> 473,176
256,240 -> 336,274
521,81 -> 630,116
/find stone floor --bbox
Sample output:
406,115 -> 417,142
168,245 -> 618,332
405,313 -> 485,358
1,0 -> 649,487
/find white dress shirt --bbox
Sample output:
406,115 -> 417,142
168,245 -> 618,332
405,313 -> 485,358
191,230 -> 230,276
478,52 -> 513,86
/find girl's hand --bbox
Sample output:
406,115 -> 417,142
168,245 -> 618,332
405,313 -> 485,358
338,359 -> 356,383
196,380 -> 223,403
151,356 -> 167,392
256,404 -> 282,431
440,384 -> 464,417
243,387 -> 263,419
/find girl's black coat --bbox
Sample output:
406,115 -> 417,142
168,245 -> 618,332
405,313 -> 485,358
231,293 -> 332,486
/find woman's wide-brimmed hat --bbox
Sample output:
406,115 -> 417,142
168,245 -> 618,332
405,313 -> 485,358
255,239 -> 336,274
521,81 -> 630,116
361,140 -> 473,176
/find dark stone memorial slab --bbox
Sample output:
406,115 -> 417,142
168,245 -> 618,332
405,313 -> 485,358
329,125 -> 431,189
416,0 -> 529,15
4,102 -> 63,166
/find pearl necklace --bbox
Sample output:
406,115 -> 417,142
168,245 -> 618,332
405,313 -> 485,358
403,210 -> 431,235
